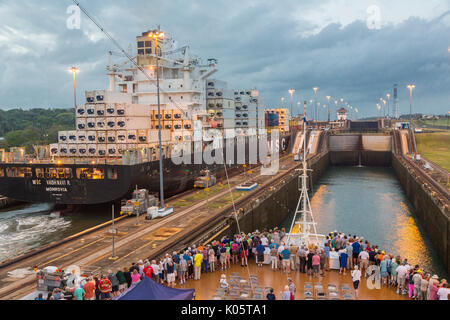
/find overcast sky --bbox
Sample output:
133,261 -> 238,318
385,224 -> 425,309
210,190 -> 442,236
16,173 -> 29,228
0,0 -> 449,118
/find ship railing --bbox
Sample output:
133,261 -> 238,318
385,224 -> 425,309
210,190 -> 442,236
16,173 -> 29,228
0,157 -> 125,165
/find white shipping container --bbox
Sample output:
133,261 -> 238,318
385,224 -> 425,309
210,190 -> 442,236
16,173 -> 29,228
77,131 -> 86,143
172,131 -> 183,142
116,104 -> 126,116
88,144 -> 97,155
117,130 -> 127,143
106,117 -> 116,129
173,120 -> 183,131
125,117 -> 152,130
78,144 -> 87,156
125,104 -> 152,117
107,144 -> 117,156
162,130 -> 171,142
137,129 -> 148,143
107,131 -> 117,143
98,144 -> 107,157
76,105 -> 86,117
87,131 -> 96,143
106,103 -> 116,115
127,130 -> 137,143
182,130 -> 193,142
50,143 -> 59,156
117,144 -> 127,153
148,130 -> 158,143
59,144 -> 68,155
58,131 -> 68,143
67,131 -> 77,143
95,104 -> 106,116
96,117 -> 106,129
117,117 -> 126,129
97,131 -> 106,143
85,104 -> 95,116
87,118 -> 96,129
76,118 -> 86,130
127,143 -> 137,150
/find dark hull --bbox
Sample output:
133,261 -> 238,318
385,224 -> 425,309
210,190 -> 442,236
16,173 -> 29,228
0,134 -> 292,204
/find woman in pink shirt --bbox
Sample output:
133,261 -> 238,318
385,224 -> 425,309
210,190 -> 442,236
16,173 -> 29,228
312,252 -> 321,278
131,269 -> 141,284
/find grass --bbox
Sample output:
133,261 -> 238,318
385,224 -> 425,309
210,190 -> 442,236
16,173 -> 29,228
415,119 -> 450,128
415,131 -> 450,171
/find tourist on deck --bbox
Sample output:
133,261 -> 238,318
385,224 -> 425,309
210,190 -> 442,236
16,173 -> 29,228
270,244 -> 278,270
83,277 -> 96,300
107,270 -> 119,297
312,250 -> 321,278
219,274 -> 229,292
98,274 -> 112,300
94,276 -> 101,300
280,245 -> 291,274
306,249 -> 314,276
358,248 -> 370,277
345,240 -> 352,270
73,284 -> 85,301
351,265 -> 361,299
231,241 -> 239,265
289,243 -> 298,271
428,275 -> 439,300
380,256 -> 390,286
437,283 -> 449,300
194,249 -> 203,280
201,246 -> 209,274
130,269 -> 140,285
412,269 -> 422,300
256,241 -> 265,267
266,288 -> 276,300
281,285 -> 291,300
178,255 -> 187,285
225,243 -> 231,269
419,273 -> 430,300
166,261 -> 175,287
352,239 -> 361,267
339,249 -> 348,275
288,278 -> 296,299
143,263 -> 154,279
115,269 -> 126,293
150,260 -> 160,283
428,276 -> 439,300
208,246 -> 216,272
240,238 -> 249,267
396,263 -> 408,295
298,246 -> 307,273
319,249 -> 326,276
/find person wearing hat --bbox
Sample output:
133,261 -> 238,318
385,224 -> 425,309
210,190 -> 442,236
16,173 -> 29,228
428,275 -> 439,300
351,265 -> 361,299
219,274 -> 229,292
412,269 -> 422,300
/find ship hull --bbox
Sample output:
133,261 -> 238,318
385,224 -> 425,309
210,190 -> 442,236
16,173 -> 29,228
0,134 -> 292,204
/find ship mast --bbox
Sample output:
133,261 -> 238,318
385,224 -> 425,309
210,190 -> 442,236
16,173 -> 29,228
286,101 -> 320,247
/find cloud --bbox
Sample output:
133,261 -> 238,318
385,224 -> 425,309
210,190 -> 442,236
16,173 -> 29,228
0,0 -> 448,119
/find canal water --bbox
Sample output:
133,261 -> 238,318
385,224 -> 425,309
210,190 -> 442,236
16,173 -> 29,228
0,203 -> 111,263
283,166 -> 447,278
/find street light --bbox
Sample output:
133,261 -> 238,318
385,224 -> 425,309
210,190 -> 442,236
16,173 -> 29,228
68,67 -> 79,109
288,88 -> 295,123
377,104 -> 381,118
407,84 -> 416,154
148,29 -> 166,209
386,93 -> 391,118
313,87 -> 318,121
326,96 -> 331,122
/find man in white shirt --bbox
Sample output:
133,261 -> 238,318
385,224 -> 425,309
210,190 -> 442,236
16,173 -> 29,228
396,263 -> 408,295
358,250 -> 370,277
351,265 -> 362,299
437,283 -> 449,300
261,235 -> 269,247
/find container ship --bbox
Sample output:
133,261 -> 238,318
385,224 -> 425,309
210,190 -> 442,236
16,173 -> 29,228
0,30 -> 292,205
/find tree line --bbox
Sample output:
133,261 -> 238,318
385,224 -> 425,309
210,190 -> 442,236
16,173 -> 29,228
0,108 -> 75,153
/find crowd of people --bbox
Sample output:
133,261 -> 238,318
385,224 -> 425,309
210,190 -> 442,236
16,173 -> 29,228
37,228 -> 449,300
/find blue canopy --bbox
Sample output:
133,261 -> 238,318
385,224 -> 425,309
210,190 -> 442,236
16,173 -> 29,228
113,277 -> 195,300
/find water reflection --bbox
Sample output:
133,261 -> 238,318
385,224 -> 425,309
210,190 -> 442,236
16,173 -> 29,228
285,166 -> 447,277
